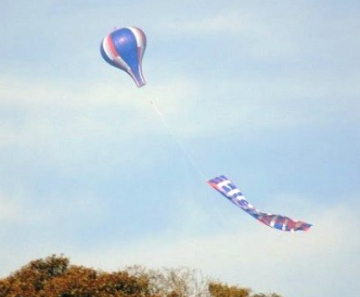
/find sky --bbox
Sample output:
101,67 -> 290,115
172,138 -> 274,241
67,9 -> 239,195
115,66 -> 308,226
1,1 -> 360,296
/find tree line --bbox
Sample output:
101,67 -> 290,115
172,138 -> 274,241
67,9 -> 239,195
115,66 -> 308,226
0,255 -> 283,297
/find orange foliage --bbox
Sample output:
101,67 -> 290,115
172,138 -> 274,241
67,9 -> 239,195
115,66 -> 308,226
0,255 -> 283,297
209,282 -> 251,297
0,255 -> 155,297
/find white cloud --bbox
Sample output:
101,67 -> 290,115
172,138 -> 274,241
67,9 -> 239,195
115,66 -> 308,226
0,194 -> 20,222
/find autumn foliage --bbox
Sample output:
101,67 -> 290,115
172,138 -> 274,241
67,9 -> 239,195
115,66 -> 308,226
0,255 -> 151,297
0,255 -> 282,297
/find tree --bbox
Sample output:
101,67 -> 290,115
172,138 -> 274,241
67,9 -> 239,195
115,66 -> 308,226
0,255 -> 284,297
0,254 -> 70,296
208,282 -> 251,297
126,266 -> 210,297
125,266 -> 282,297
0,255 -> 155,297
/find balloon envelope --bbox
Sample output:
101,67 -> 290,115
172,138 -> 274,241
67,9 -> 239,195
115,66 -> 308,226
101,27 -> 146,87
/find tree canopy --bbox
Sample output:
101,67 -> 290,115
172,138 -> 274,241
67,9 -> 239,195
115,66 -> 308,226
0,255 -> 283,297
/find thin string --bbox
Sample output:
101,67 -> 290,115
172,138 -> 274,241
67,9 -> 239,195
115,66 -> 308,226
147,100 -> 254,240
148,98 -> 207,181
147,99 -> 243,240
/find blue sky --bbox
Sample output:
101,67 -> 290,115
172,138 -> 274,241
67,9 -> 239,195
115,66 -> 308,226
1,1 -> 360,296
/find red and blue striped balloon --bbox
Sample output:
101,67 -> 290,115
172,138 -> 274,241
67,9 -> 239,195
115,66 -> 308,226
101,27 -> 146,87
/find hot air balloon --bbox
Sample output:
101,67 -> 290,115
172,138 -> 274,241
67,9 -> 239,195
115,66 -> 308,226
101,27 -> 146,87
